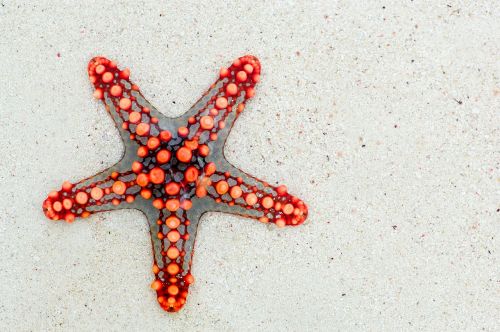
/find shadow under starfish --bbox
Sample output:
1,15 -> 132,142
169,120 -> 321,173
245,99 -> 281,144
42,55 -> 308,312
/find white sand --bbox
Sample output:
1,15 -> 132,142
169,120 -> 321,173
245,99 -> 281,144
0,1 -> 498,331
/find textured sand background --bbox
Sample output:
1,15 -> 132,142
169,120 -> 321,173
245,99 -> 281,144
0,1 -> 499,331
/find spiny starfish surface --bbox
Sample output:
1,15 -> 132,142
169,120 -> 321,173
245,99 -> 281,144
42,55 -> 308,312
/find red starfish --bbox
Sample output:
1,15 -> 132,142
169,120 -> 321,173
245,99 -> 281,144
42,55 -> 308,312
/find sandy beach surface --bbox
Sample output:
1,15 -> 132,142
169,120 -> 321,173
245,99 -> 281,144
0,1 -> 498,331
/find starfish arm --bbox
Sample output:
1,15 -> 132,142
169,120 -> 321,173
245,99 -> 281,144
197,162 -> 308,227
180,55 -> 261,145
87,57 -> 166,146
148,200 -> 198,312
42,166 -> 141,222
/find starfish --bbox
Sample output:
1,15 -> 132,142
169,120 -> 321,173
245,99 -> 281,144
42,55 -> 308,312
